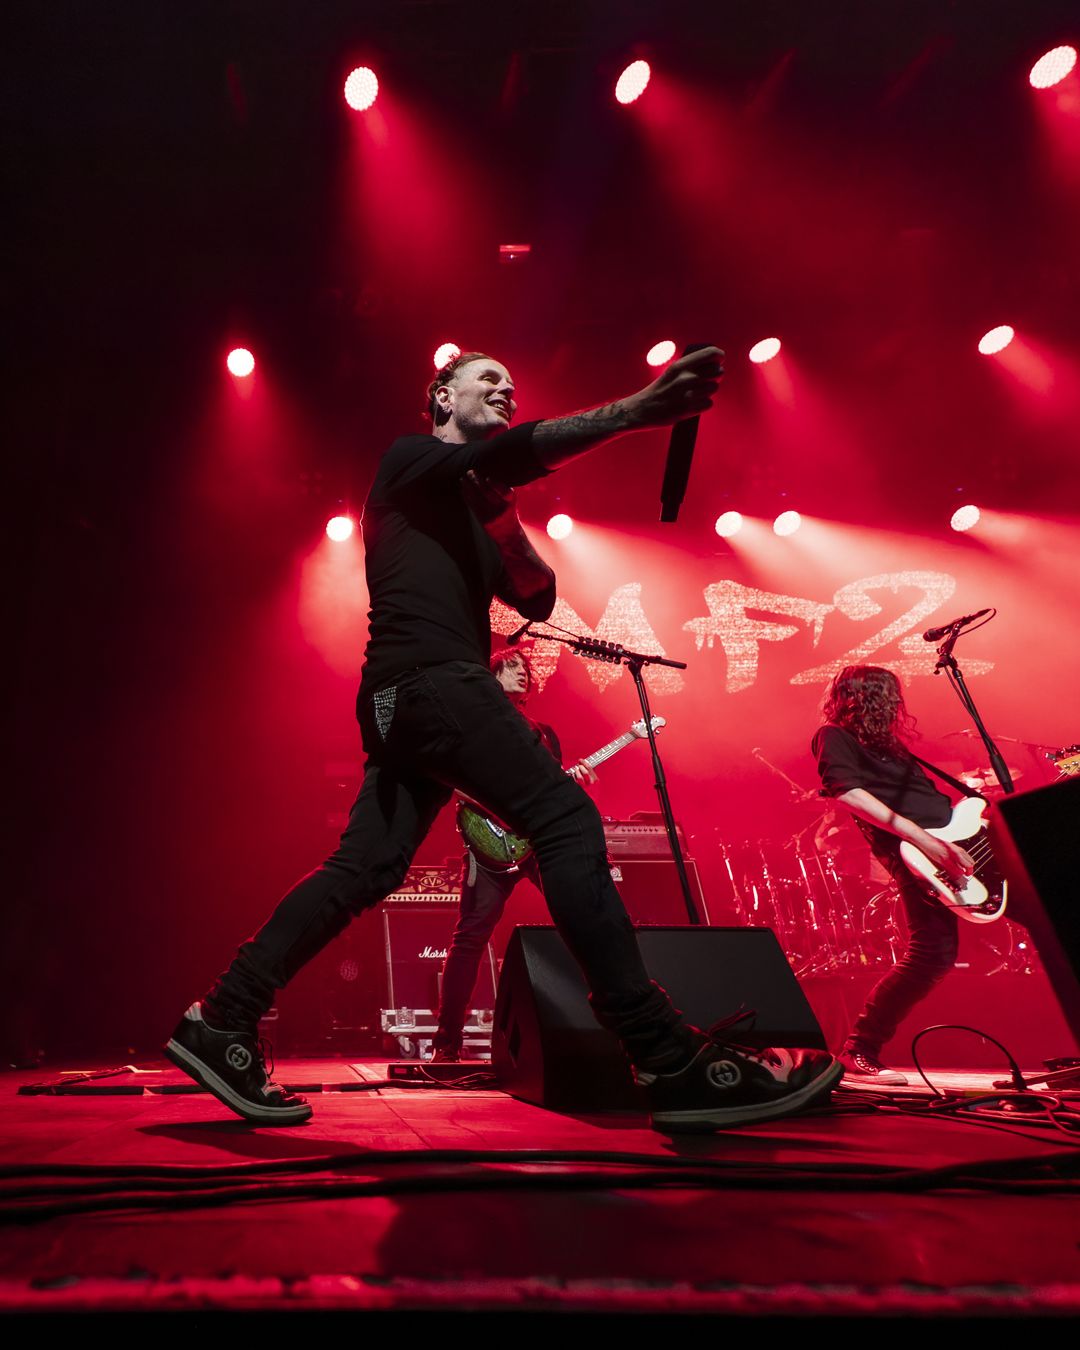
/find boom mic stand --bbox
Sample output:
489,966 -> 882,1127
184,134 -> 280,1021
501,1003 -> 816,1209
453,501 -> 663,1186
750,746 -> 819,805
519,624 -> 701,923
933,612 -> 1015,793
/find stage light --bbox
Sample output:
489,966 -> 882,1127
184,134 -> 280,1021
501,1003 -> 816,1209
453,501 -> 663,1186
749,338 -> 782,365
433,343 -> 461,369
344,67 -> 379,111
715,511 -> 744,538
646,340 -> 676,367
950,505 -> 981,533
326,515 -> 355,542
773,510 -> 801,537
547,514 -> 573,540
1030,46 -> 1077,89
615,60 -> 651,105
978,325 -> 1015,355
226,347 -> 255,377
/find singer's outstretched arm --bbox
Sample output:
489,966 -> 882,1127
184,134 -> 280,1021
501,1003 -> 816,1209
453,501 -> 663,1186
533,347 -> 724,469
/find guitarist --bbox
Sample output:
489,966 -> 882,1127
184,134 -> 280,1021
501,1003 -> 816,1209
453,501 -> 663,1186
432,647 -> 597,1061
813,664 -> 975,1086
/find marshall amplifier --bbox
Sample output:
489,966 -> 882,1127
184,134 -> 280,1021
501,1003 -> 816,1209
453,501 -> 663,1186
380,902 -> 498,1058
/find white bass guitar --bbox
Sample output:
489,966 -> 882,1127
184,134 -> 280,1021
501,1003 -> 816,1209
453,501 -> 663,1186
898,797 -> 1007,924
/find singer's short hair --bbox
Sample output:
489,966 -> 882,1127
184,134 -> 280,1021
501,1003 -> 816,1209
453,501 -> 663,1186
490,647 -> 534,693
425,351 -> 496,422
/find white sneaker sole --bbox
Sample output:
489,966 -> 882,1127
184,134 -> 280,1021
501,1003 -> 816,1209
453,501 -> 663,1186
851,1071 -> 909,1087
651,1060 -> 844,1132
164,1037 -> 313,1126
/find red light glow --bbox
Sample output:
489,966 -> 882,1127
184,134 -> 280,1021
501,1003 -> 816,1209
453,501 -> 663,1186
715,511 -> 743,538
950,505 -> 981,533
749,338 -> 782,365
773,510 -> 801,537
326,515 -> 355,542
344,67 -> 379,111
226,347 -> 255,377
433,343 -> 461,370
646,340 -> 677,367
1030,46 -> 1077,89
978,326 -> 1015,356
547,514 -> 574,541
615,61 -> 651,105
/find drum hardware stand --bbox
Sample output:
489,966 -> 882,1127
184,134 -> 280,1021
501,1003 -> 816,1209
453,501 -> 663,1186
512,622 -> 700,924
751,748 -> 867,971
933,610 -> 1015,793
750,749 -> 843,969
717,841 -> 753,926
797,846 -> 868,973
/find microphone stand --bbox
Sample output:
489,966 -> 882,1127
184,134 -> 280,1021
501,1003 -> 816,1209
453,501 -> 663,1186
933,620 -> 1015,794
527,627 -> 701,924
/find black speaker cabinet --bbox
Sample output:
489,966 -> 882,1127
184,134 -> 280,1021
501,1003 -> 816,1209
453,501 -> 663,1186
492,925 -> 826,1111
608,858 -> 710,924
991,779 -> 1080,1044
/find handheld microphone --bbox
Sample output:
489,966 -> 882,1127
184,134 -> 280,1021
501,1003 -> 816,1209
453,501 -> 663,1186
506,621 -> 532,645
659,343 -> 711,524
922,609 -> 992,642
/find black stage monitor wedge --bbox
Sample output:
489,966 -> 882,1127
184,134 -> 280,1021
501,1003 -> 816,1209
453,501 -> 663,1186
492,926 -> 826,1112
991,778 -> 1080,1044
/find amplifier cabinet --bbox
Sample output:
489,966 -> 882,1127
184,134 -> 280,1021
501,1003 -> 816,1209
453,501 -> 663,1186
609,857 -> 710,925
380,903 -> 498,1056
603,819 -> 689,859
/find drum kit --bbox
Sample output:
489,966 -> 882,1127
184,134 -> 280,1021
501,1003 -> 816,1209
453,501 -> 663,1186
720,817 -> 1028,976
719,733 -> 1079,978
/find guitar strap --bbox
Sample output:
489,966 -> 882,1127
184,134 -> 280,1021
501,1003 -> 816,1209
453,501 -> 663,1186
909,753 -> 988,802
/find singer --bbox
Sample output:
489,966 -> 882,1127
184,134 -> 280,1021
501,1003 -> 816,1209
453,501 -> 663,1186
164,346 -> 839,1133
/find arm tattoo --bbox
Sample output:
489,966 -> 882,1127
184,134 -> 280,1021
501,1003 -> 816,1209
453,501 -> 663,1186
533,400 -> 637,467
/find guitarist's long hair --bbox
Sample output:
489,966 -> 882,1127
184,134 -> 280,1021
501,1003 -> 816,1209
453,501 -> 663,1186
823,665 -> 917,755
491,647 -> 534,695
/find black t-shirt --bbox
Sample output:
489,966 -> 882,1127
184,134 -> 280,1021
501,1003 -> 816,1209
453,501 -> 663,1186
812,723 -> 952,853
358,421 -> 553,695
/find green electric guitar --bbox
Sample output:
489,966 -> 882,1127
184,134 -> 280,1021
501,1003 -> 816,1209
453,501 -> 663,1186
456,716 -> 665,870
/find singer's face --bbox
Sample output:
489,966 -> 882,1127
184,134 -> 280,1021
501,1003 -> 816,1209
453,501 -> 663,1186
434,359 -> 517,441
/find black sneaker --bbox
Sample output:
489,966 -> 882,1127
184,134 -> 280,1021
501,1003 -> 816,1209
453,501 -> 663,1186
430,1046 -> 462,1064
638,1039 -> 843,1132
838,1047 -> 909,1086
163,1002 -> 312,1125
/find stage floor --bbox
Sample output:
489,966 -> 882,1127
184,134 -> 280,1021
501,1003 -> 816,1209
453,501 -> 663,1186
2,1056 -> 1079,1318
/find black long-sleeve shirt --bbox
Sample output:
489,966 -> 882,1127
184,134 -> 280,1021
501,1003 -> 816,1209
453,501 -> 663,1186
812,723 -> 952,855
358,421 -> 554,695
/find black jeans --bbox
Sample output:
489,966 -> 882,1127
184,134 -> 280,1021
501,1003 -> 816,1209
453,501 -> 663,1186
205,661 -> 689,1068
433,849 -> 541,1054
847,851 -> 959,1056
